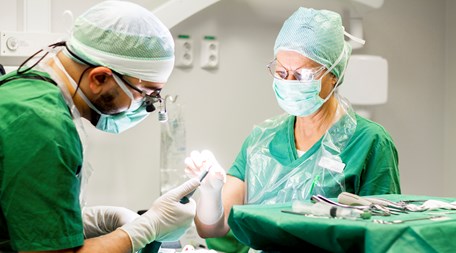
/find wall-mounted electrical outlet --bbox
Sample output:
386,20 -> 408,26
200,36 -> 219,69
175,34 -> 193,68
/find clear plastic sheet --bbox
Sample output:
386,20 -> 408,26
245,94 -> 357,204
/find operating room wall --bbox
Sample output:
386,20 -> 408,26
443,0 -> 456,196
353,0 -> 446,196
0,0 -> 454,211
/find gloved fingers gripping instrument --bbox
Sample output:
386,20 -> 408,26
184,150 -> 226,225
180,165 -> 211,204
119,178 -> 200,252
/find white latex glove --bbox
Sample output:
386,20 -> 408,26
184,150 -> 226,225
83,206 -> 140,239
119,178 -> 200,252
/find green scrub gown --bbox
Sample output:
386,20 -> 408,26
230,114 -> 401,195
0,71 -> 84,251
207,113 -> 400,252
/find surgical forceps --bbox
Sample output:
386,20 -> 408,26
311,194 -> 392,216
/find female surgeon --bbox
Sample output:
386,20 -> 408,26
184,7 -> 401,252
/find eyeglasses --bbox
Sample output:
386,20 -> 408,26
61,43 -> 163,113
115,73 -> 163,113
267,59 -> 326,82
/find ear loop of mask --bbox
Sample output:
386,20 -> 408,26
63,45 -> 141,112
319,44 -> 348,104
111,74 -> 144,111
62,45 -> 140,114
52,55 -> 104,116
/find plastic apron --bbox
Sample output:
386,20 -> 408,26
35,48 -> 93,207
245,94 -> 357,205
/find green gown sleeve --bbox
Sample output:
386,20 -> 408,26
358,130 -> 400,195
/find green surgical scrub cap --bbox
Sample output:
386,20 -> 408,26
67,0 -> 174,82
274,7 -> 352,83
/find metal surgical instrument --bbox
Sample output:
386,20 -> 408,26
372,215 -> 447,224
179,165 -> 212,204
337,192 -> 398,216
311,194 -> 369,210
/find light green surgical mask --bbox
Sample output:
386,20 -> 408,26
75,83 -> 150,134
95,106 -> 149,134
273,78 -> 326,117
273,44 -> 347,117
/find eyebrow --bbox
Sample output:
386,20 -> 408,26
119,74 -> 162,95
276,58 -> 322,70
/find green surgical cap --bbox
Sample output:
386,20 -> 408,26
274,7 -> 352,82
67,0 -> 174,82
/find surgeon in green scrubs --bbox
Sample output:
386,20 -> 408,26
0,1 -> 200,253
184,7 -> 400,252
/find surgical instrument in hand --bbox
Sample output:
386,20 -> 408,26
180,165 -> 212,204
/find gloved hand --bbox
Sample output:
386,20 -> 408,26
119,178 -> 200,252
184,150 -> 226,225
82,206 -> 140,239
